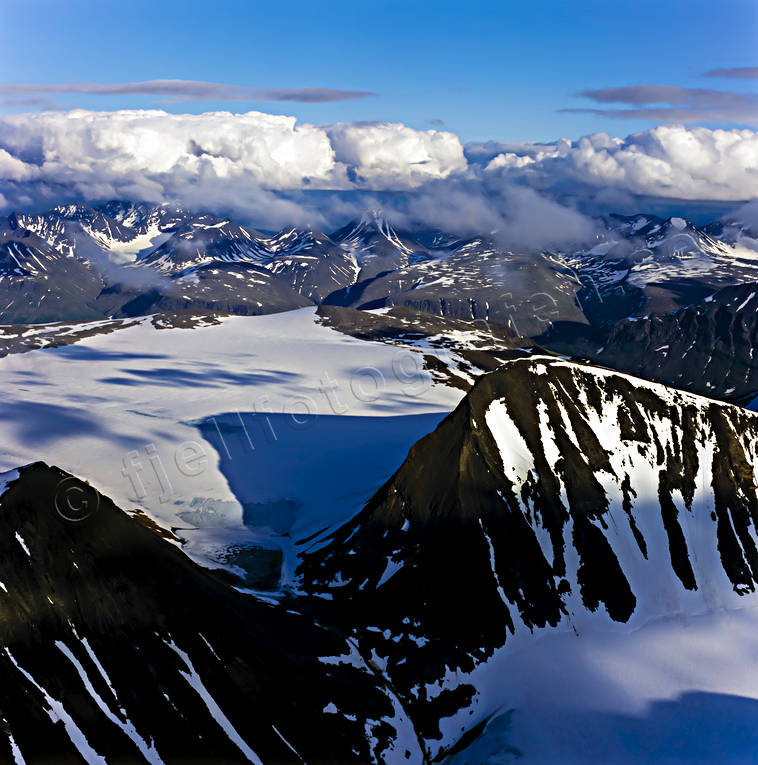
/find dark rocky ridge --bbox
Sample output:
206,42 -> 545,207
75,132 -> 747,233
298,357 -> 758,759
264,228 -> 358,302
0,312 -> 225,359
541,281 -> 758,404
0,223 -> 105,323
329,212 -> 432,282
137,217 -> 268,274
324,239 -> 585,338
3,201 -> 756,344
11,202 -> 189,262
0,464 -> 419,764
99,261 -> 312,319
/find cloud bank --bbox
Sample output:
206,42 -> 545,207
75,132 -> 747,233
0,110 -> 466,208
474,125 -> 758,201
0,109 -> 755,240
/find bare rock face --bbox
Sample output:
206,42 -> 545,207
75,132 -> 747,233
0,464 -> 421,764
544,281 -> 758,403
0,222 -> 105,323
324,235 -> 586,338
298,357 -> 758,759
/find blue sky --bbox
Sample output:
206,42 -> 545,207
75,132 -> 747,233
0,0 -> 756,143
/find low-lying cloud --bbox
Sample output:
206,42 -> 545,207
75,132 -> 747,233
0,109 -> 466,197
476,125 -> 758,201
0,109 -> 755,245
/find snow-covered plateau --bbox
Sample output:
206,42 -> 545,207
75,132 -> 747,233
0,307 -> 461,583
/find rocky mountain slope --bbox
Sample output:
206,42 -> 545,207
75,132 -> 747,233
567,213 -> 758,324
12,202 -> 187,263
3,321 -> 758,761
0,221 -> 104,323
298,357 -> 758,759
330,211 -> 433,281
325,237 -> 585,337
0,205 -> 385,324
265,227 -> 359,302
0,463 -> 423,764
2,202 -> 756,341
137,216 -> 269,274
98,262 -> 312,318
542,281 -> 758,404
316,304 -> 537,390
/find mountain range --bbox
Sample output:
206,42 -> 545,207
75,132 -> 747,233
2,196 -> 758,763
4,201 -> 757,340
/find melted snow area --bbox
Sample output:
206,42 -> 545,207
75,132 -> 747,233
0,308 -> 461,579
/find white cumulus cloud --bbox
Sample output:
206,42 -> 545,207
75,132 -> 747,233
0,109 -> 465,195
0,110 -> 755,238
326,121 -> 466,186
479,125 -> 758,201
